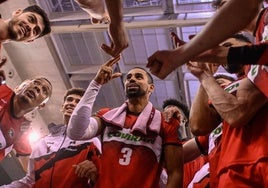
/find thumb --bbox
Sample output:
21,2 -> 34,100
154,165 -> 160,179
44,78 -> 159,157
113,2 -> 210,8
101,43 -> 112,54
111,72 -> 122,80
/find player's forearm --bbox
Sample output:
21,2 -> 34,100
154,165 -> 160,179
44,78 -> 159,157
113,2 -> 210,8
76,0 -> 106,19
166,172 -> 183,188
165,146 -> 183,188
183,138 -> 202,163
178,0 -> 260,64
105,0 -> 123,23
67,80 -> 101,140
199,75 -> 246,127
190,85 -> 221,135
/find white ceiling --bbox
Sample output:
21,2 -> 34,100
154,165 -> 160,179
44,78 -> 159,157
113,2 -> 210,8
0,0 -> 224,136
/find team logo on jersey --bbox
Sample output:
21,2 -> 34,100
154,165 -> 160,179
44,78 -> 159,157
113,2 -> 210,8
224,80 -> 241,94
108,130 -> 156,144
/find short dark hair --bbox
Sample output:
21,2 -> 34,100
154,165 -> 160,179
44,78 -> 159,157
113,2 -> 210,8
63,88 -> 85,102
23,5 -> 51,38
130,67 -> 154,84
162,98 -> 189,119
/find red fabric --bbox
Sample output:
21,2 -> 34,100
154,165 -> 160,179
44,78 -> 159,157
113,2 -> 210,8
0,85 -> 31,160
246,64 -> 268,97
196,135 -> 209,154
193,176 -> 210,188
33,142 -> 100,188
254,8 -> 268,44
183,156 -> 208,188
95,107 -> 180,188
249,7 -> 268,96
217,158 -> 268,188
209,101 -> 268,187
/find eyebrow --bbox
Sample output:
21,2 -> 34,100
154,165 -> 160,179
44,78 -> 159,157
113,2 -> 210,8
36,79 -> 51,91
29,14 -> 37,23
221,42 -> 233,47
30,14 -> 42,35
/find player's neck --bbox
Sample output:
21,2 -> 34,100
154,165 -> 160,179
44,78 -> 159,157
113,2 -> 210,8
127,98 -> 149,114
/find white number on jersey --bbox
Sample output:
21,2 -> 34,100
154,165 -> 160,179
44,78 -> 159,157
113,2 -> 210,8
119,147 -> 133,165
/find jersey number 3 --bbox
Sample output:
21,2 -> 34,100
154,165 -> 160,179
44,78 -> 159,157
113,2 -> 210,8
119,147 -> 133,165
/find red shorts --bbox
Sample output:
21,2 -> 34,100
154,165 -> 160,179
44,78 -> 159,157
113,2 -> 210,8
218,158 -> 268,188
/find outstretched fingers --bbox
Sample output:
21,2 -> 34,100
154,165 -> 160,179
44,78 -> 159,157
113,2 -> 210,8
170,32 -> 186,48
111,72 -> 122,80
105,54 -> 120,67
101,43 -> 122,57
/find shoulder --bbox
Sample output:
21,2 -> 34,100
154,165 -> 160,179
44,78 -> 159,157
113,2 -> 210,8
94,108 -> 111,117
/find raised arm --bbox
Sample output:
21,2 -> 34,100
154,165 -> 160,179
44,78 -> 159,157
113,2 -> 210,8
75,0 -> 109,23
67,56 -> 121,140
190,85 -> 221,135
164,145 -> 183,188
147,0 -> 262,79
187,61 -> 267,128
101,0 -> 128,57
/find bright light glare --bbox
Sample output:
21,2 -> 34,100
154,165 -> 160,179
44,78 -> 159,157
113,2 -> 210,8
28,132 -> 41,145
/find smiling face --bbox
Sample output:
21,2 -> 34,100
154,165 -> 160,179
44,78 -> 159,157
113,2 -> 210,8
8,9 -> 45,42
15,78 -> 52,110
61,94 -> 82,118
124,68 -> 154,99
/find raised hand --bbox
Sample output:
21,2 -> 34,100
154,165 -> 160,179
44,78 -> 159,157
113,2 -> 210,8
146,33 -> 188,79
75,0 -> 110,24
186,61 -> 212,79
94,55 -> 122,85
147,48 -> 187,79
101,22 -> 128,57
170,32 -> 186,49
163,105 -> 181,123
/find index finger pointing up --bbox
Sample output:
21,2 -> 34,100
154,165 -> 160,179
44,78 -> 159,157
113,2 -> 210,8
105,54 -> 121,67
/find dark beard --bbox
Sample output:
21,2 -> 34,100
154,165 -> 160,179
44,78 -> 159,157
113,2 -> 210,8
126,88 -> 146,98
8,20 -> 18,40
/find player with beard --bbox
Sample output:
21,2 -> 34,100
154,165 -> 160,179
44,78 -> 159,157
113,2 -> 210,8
0,5 -> 50,42
0,77 -> 52,162
67,55 -> 183,188
0,5 -> 50,72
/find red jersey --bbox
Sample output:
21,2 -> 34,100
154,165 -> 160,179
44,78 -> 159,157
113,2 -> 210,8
0,85 -> 31,160
209,79 -> 268,187
254,8 -> 268,43
248,7 -> 268,97
95,108 -> 181,188
247,65 -> 268,97
5,124 -> 102,188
